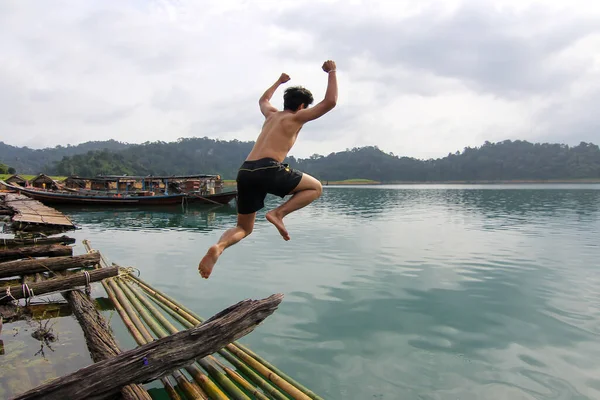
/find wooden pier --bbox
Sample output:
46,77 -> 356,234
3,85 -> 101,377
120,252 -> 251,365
0,193 -> 75,231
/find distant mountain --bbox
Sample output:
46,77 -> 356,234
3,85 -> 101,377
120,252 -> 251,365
0,140 -> 131,174
293,140 -> 600,182
50,137 -> 254,178
36,137 -> 600,182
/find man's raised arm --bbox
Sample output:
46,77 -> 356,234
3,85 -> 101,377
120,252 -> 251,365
293,60 -> 338,123
259,73 -> 290,117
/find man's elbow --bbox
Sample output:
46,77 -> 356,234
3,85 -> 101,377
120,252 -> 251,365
324,99 -> 337,109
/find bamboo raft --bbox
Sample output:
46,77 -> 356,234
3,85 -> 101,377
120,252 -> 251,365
0,235 -> 323,400
0,193 -> 75,232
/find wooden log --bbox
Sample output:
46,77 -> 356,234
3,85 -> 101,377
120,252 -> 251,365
0,266 -> 117,304
12,293 -> 284,400
0,252 -> 100,279
0,235 -> 76,249
0,245 -> 73,262
62,288 -> 151,400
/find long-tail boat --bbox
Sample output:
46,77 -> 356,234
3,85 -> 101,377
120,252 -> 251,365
0,174 -> 237,207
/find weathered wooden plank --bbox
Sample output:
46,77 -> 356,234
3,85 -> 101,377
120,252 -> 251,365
62,288 -> 152,400
0,266 -> 117,304
0,253 -> 100,279
0,235 -> 76,249
0,245 -> 73,262
3,193 -> 74,228
12,293 -> 284,400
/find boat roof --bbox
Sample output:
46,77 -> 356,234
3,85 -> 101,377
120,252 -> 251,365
66,174 -> 220,182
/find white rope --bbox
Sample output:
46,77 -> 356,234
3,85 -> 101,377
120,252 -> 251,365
22,283 -> 34,299
0,286 -> 17,302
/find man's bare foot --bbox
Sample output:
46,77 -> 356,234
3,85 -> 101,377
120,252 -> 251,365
199,245 -> 222,279
266,211 -> 290,241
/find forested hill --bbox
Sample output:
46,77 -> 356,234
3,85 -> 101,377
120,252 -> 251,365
45,138 -> 600,182
0,140 -> 130,174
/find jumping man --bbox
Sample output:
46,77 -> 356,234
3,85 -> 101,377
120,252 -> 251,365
199,60 -> 338,279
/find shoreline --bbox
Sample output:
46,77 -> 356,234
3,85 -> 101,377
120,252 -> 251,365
322,179 -> 600,185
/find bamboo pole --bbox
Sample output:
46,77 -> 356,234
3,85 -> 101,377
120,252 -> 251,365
150,294 -> 195,328
127,274 -> 198,325
162,377 -> 183,400
124,280 -> 251,400
141,285 -> 284,400
218,349 -> 291,400
210,357 -> 271,400
102,279 -> 148,346
115,279 -> 222,399
125,276 -> 288,397
118,279 -> 232,400
105,278 -> 207,400
126,273 -> 320,400
123,275 -> 294,400
104,283 -> 189,400
196,358 -> 253,400
83,242 -> 206,399
149,295 -> 274,400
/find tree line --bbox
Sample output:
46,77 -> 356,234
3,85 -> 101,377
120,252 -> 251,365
0,163 -> 16,175
43,138 -> 600,182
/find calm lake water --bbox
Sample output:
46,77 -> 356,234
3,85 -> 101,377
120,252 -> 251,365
2,184 -> 600,399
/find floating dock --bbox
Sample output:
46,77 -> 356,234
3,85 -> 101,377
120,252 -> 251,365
0,235 -> 322,400
0,193 -> 75,232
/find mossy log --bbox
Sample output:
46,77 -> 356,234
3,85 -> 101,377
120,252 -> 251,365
0,266 -> 117,304
0,235 -> 76,248
62,288 -> 151,400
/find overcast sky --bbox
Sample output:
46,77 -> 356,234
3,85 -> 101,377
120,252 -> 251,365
1,0 -> 599,160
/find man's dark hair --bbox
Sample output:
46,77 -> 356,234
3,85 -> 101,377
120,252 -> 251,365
283,86 -> 314,111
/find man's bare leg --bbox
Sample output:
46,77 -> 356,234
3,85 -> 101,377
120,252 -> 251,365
266,174 -> 322,240
199,213 -> 255,278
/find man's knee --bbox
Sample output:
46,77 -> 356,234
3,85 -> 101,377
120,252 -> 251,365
314,181 -> 323,198
240,225 -> 253,236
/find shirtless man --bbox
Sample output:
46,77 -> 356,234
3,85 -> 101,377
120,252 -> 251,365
198,60 -> 338,279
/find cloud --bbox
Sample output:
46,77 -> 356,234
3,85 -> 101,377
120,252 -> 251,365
0,0 -> 599,160
273,1 -> 599,97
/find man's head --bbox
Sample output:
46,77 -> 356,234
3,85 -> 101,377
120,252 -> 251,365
283,86 -> 314,111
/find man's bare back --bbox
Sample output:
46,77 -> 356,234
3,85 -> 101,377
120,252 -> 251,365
198,60 -> 337,279
246,110 -> 304,163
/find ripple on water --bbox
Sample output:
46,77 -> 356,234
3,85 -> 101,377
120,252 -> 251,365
46,185 -> 600,400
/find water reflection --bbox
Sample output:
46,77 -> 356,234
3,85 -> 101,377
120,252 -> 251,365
57,204 -> 238,232
452,189 -> 600,221
320,185 -> 600,229
319,187 -> 423,219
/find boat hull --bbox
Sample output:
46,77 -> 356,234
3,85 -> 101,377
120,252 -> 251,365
185,191 -> 238,205
13,187 -> 188,206
2,180 -> 237,207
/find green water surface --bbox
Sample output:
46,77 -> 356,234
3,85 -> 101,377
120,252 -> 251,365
2,184 -> 600,399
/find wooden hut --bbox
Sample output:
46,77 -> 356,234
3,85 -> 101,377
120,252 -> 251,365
5,174 -> 28,187
30,174 -> 59,190
63,176 -> 87,190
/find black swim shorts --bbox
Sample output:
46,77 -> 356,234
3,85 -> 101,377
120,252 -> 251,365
236,158 -> 303,214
